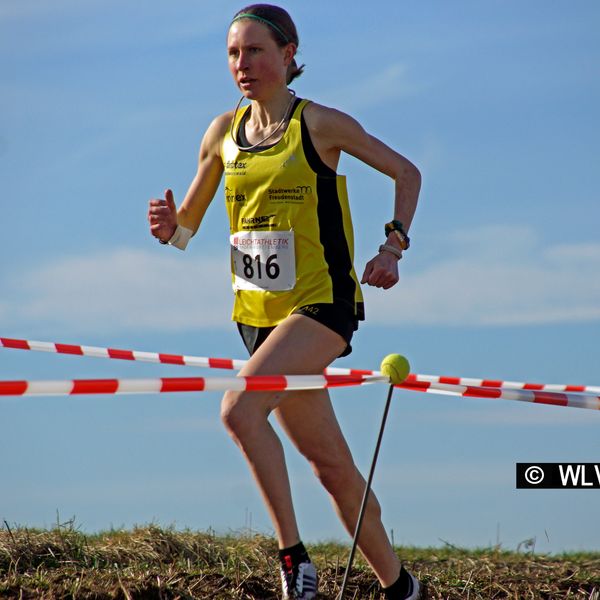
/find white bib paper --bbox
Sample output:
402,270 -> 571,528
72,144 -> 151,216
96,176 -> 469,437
230,230 -> 296,291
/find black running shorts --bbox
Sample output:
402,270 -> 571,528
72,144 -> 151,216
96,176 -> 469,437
236,302 -> 359,358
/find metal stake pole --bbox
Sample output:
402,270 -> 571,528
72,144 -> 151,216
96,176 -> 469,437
338,384 -> 395,599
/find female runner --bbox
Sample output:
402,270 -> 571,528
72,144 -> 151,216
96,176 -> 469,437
148,5 -> 422,599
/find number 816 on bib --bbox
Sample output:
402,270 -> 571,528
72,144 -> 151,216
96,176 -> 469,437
230,230 -> 296,291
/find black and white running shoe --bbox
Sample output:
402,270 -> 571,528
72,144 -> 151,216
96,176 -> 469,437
280,559 -> 318,599
406,570 -> 424,599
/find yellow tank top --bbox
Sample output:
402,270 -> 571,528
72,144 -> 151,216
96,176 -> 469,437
221,98 -> 364,327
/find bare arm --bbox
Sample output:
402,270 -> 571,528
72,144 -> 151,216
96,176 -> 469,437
304,104 -> 421,288
148,112 -> 231,243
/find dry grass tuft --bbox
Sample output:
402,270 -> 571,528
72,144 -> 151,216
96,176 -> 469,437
1,521 -> 599,599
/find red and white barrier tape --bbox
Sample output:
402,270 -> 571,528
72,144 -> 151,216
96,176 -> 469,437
402,374 -> 600,394
2,336 -> 598,394
1,374 -> 598,410
0,336 -> 247,370
0,373 -> 387,397
398,380 -> 600,411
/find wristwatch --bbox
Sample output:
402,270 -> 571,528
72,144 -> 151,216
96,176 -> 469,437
384,220 -> 410,250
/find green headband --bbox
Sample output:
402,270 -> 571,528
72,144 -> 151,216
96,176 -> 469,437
231,13 -> 291,44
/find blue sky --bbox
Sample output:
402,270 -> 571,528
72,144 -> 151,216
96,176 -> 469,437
1,1 -> 599,554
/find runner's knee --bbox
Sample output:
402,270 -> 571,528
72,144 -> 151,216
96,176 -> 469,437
220,390 -> 270,441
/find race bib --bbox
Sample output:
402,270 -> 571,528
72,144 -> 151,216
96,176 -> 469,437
230,230 -> 296,291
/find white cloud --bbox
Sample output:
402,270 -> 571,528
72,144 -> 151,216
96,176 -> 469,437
363,225 -> 600,326
4,248 -> 232,333
1,226 -> 599,334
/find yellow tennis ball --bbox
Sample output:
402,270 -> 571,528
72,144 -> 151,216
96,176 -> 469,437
380,354 -> 411,384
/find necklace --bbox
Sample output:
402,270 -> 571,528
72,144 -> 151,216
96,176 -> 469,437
230,90 -> 296,151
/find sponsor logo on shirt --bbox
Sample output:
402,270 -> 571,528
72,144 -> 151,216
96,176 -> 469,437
225,187 -> 247,203
268,185 -> 312,204
225,160 -> 247,176
226,160 -> 247,169
241,214 -> 278,230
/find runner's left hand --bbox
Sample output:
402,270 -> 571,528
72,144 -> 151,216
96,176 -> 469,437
360,252 -> 399,289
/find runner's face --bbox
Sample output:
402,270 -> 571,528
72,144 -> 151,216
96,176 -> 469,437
227,20 -> 292,99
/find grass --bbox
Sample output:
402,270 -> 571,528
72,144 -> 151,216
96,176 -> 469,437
1,520 -> 599,599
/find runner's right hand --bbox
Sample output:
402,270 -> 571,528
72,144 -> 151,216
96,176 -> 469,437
148,189 -> 178,242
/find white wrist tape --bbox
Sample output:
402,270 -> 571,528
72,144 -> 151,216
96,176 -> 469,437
167,225 -> 194,251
